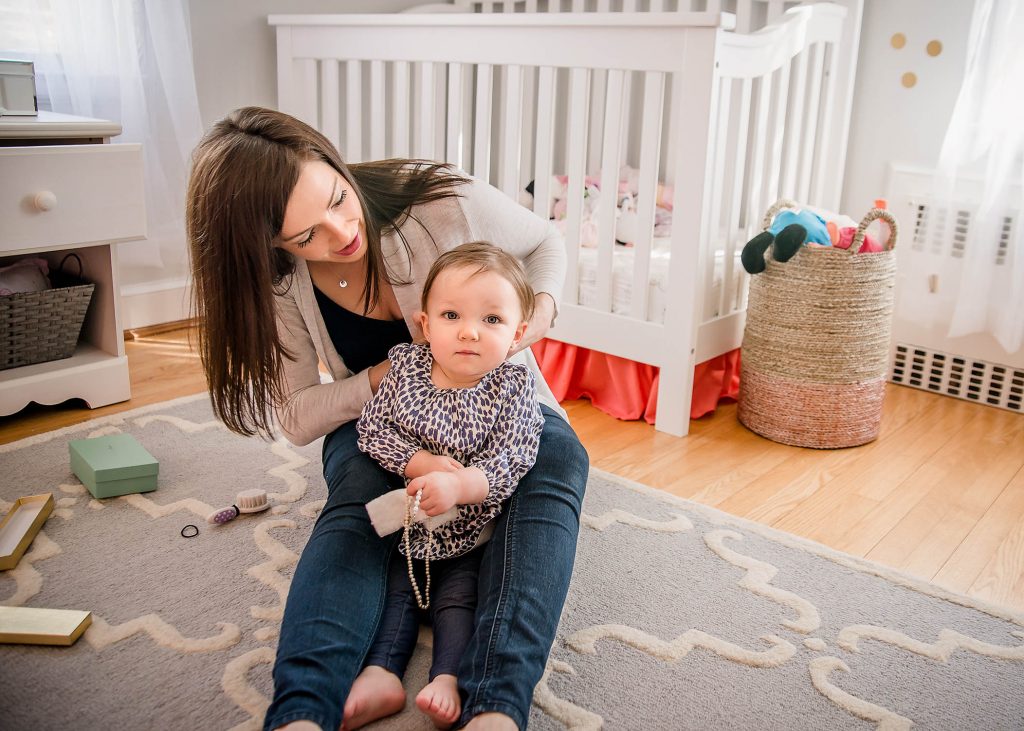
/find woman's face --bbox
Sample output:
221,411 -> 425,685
275,159 -> 367,264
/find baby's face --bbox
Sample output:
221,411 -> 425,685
420,265 -> 527,388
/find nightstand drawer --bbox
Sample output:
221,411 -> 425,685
0,144 -> 146,254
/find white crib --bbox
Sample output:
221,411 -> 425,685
271,1 -> 857,435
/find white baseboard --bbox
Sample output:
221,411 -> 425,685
119,278 -> 192,330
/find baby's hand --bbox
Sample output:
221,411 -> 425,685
405,451 -> 463,479
407,471 -> 461,516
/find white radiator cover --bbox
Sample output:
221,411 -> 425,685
885,163 -> 1023,413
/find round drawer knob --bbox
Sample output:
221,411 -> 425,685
33,190 -> 58,212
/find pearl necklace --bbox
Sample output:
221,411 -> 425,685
403,488 -> 433,609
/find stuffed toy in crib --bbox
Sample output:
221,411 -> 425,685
741,200 -> 886,274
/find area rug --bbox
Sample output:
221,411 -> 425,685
1,395 -> 1023,730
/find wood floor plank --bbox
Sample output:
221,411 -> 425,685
862,408 -> 1024,573
933,466 -> 1024,595
769,394 -> 974,545
969,516 -> 1024,609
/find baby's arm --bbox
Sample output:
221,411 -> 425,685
356,347 -> 429,477
408,368 -> 544,516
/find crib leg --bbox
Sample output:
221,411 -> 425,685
654,361 -> 694,437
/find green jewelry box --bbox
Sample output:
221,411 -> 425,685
69,434 -> 159,499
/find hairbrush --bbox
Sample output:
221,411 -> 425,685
206,488 -> 271,525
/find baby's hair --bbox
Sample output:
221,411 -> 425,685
422,241 -> 536,321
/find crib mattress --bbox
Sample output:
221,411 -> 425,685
576,241 -> 744,323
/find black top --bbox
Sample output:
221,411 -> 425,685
313,285 -> 412,374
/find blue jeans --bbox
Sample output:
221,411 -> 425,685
263,405 -> 588,731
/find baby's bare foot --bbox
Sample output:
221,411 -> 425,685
415,673 -> 461,729
341,665 -> 406,730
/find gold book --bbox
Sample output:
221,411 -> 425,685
0,492 -> 54,570
0,606 -> 92,646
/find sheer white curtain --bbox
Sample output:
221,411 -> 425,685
0,0 -> 203,273
932,0 -> 1024,353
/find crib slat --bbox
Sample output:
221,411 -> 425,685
704,76 -> 732,323
345,61 -> 362,163
718,76 -> 751,320
734,0 -> 754,32
764,59 -> 791,208
473,64 -> 493,181
649,0 -> 665,11
297,59 -> 318,129
519,66 -> 537,203
596,0 -> 611,11
275,26 -> 295,116
435,70 -> 447,162
564,67 -> 590,306
446,64 -> 464,168
525,0 -> 538,11
811,42 -> 841,207
500,65 -> 523,198
416,62 -> 436,159
588,70 -> 607,177
369,60 -> 385,160
779,49 -> 807,201
595,69 -> 625,314
623,0 -> 637,10
392,62 -> 410,158
571,0 -> 584,11
630,71 -> 665,321
532,67 -> 556,221
743,72 -> 772,312
320,59 -> 340,153
797,44 -> 823,204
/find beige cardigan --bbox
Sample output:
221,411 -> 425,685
273,175 -> 568,446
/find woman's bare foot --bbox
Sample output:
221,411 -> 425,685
463,711 -> 518,730
341,665 -> 406,730
415,673 -> 461,729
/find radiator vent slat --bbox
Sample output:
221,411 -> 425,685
891,344 -> 1023,412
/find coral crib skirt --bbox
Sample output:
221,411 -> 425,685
531,339 -> 740,423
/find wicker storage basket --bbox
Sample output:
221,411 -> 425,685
738,201 -> 898,449
0,254 -> 95,371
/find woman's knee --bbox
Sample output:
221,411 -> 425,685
528,410 -> 589,506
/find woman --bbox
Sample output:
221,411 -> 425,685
186,107 -> 588,731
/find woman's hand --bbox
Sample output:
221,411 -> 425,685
368,358 -> 391,394
510,292 -> 556,355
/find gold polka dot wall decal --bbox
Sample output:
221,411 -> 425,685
891,32 -> 906,49
927,40 -> 943,56
902,72 -> 917,88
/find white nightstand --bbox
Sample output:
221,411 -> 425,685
0,111 -> 147,415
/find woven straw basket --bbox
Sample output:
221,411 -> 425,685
738,200 -> 899,449
0,254 -> 95,371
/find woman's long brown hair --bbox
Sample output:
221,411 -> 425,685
186,106 -> 468,438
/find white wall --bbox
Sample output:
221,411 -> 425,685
189,0 -> 424,130
840,0 -> 973,215
120,0 -> 423,329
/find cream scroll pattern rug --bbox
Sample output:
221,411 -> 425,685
1,394 -> 1023,729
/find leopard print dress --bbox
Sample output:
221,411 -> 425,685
357,343 -> 545,560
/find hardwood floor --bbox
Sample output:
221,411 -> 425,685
3,325 -> 1022,612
